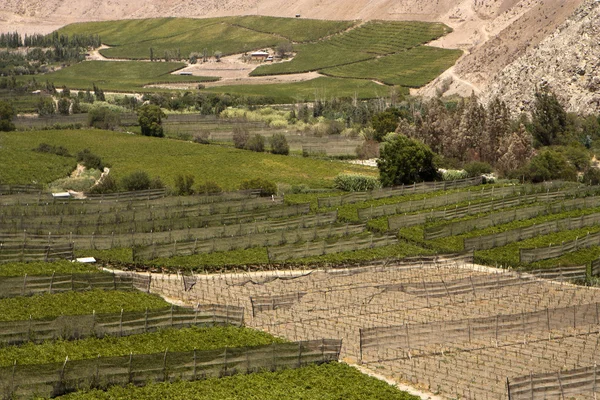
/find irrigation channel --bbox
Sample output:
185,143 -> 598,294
107,254 -> 600,399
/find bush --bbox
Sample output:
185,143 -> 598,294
36,97 -> 55,116
269,133 -> 289,155
121,171 -> 151,191
522,149 -> 577,183
356,140 -> 379,159
246,134 -> 265,152
583,167 -> 600,185
556,145 -> 590,171
86,174 -> 118,194
0,100 -> 16,131
87,107 -> 121,130
34,143 -> 71,157
174,173 -> 195,195
76,149 -> 104,170
377,135 -> 439,186
232,125 -> 249,149
463,161 -> 493,177
137,104 -> 166,137
197,181 -> 223,195
240,178 -> 277,196
334,174 -> 381,192
441,169 -> 468,181
193,131 -> 210,144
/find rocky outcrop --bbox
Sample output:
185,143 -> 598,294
483,0 -> 600,114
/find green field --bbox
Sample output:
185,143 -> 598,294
251,21 -> 452,76
0,129 -> 375,188
0,326 -> 283,367
58,362 -> 419,400
0,261 -> 100,277
28,61 -> 217,92
202,77 -> 397,103
0,290 -> 169,321
57,17 -> 356,59
321,46 -> 463,87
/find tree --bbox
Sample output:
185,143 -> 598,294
36,97 -> 55,116
269,133 -> 289,155
232,125 -> 249,149
496,124 -> 534,176
483,97 -> 511,163
245,134 -> 265,152
276,41 -> 293,58
0,100 -> 16,131
522,149 -> 577,183
531,87 -> 567,146
377,134 -> 439,187
174,173 -> 195,195
452,93 -> 485,161
88,106 -> 121,130
371,108 -> 400,142
93,83 -> 105,102
137,104 -> 166,137
57,98 -> 71,115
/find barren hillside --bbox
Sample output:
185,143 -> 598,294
0,0 -> 591,108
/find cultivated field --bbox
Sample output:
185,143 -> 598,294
152,255 -> 600,399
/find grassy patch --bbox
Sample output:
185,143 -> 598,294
0,290 -> 169,321
0,261 -> 100,277
0,129 -> 374,188
0,326 -> 283,367
202,77 -> 396,103
29,61 -> 217,92
58,362 -> 419,400
321,46 -> 462,87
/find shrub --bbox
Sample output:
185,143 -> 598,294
121,171 -> 151,191
441,169 -> 468,181
34,143 -> 71,157
193,131 -> 210,144
334,174 -> 380,192
583,167 -> 600,185
87,106 -> 121,130
522,149 -> 577,183
246,134 -> 265,152
76,149 -> 104,170
0,100 -> 16,131
36,97 -> 55,116
197,181 -> 223,195
356,140 -> 379,159
86,174 -> 118,194
463,161 -> 493,177
57,98 -> 70,115
174,173 -> 195,195
232,125 -> 249,149
269,133 -> 289,155
240,178 -> 277,196
556,145 -> 590,171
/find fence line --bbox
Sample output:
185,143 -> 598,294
507,364 -> 600,400
465,212 -> 600,251
0,339 -> 341,399
523,264 -> 589,281
0,242 -> 73,263
388,190 -> 569,230
317,177 -> 483,208
266,233 -> 398,262
0,211 -> 337,251
0,203 -> 311,236
0,272 -> 141,298
0,304 -> 244,346
359,302 -> 600,361
520,230 -> 600,263
133,223 -> 364,261
0,184 -> 42,195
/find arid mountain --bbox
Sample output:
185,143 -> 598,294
1,0 -> 595,112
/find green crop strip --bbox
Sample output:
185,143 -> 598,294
58,362 -> 419,400
0,261 -> 100,277
0,290 -> 169,321
0,326 -> 283,367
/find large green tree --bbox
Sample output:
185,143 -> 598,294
137,104 -> 166,137
531,87 -> 567,146
0,100 -> 16,131
377,134 -> 439,186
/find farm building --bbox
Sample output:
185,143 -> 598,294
250,51 -> 269,61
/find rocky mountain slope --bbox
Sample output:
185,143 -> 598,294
483,0 -> 600,115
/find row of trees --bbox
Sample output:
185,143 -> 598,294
0,32 -> 101,49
